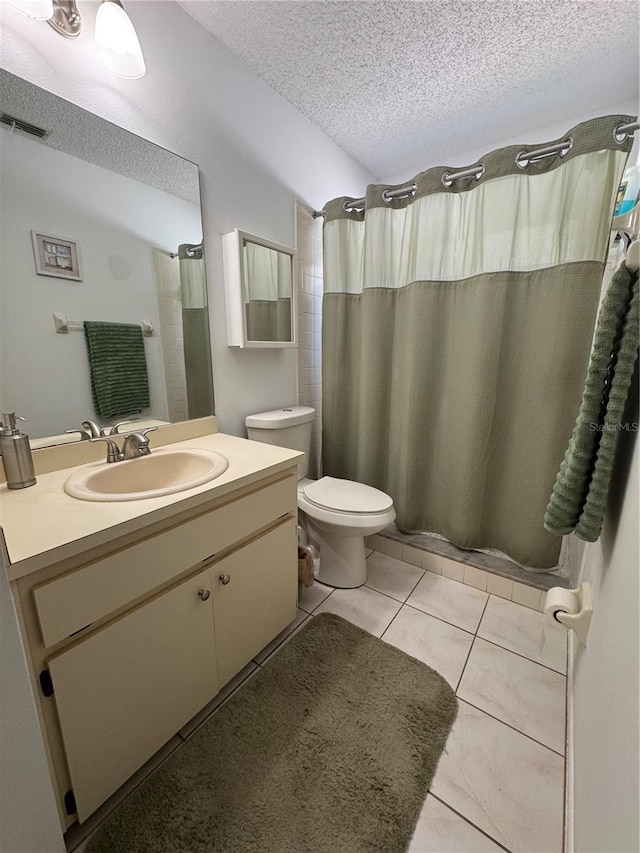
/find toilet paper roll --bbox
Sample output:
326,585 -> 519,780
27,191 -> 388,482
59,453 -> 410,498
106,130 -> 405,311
544,587 -> 579,626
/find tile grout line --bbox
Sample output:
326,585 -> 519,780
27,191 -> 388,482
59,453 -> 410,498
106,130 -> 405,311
321,576 -> 565,676
299,586 -> 334,615
453,594 -> 490,692
378,597 -> 407,640
364,559 -> 425,606
370,546 -> 550,608
428,792 -> 513,853
454,634 -> 477,695
370,549 -> 547,613
456,697 -> 565,758
401,598 -> 480,637
476,635 -> 567,677
376,533 -> 567,591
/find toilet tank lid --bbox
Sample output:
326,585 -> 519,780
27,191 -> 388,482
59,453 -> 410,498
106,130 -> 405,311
245,406 -> 316,429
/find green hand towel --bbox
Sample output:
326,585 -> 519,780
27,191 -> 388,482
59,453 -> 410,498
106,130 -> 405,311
544,262 -> 639,541
84,321 -> 150,419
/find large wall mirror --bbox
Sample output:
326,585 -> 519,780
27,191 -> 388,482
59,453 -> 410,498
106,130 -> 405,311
0,70 -> 215,445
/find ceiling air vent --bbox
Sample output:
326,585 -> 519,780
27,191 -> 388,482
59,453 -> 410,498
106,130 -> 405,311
0,112 -> 49,138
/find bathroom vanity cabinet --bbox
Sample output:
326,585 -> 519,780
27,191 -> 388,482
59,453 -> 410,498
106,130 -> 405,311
6,455 -> 299,827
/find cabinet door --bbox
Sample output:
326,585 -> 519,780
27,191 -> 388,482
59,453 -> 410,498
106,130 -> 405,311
213,517 -> 297,685
48,572 -> 219,822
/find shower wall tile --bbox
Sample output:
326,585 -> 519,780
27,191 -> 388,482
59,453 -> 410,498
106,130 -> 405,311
366,534 -> 387,552
464,565 -> 488,591
383,538 -> 405,560
421,550 -> 442,574
486,573 -> 514,601
366,536 -> 546,614
512,582 -> 543,611
441,556 -> 465,583
295,200 -> 323,478
402,544 -> 424,568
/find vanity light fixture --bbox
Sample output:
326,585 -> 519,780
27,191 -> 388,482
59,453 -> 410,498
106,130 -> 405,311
48,0 -> 82,39
7,0 -> 146,78
95,0 -> 146,79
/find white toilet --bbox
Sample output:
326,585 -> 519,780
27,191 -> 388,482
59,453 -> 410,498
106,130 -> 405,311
245,406 -> 395,588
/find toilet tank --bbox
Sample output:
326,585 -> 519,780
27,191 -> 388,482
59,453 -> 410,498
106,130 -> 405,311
245,406 -> 315,480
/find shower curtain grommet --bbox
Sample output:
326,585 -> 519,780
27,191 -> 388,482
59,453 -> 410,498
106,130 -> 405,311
614,125 -> 630,143
559,136 -> 573,157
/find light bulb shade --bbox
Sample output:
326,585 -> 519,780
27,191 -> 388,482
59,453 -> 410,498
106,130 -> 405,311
95,0 -> 146,79
8,0 -> 54,20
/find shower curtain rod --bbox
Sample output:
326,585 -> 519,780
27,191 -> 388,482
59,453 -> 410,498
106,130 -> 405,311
168,243 -> 203,259
312,120 -> 640,218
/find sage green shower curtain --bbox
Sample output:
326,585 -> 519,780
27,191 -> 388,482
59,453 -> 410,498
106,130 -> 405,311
322,115 -> 633,569
178,244 -> 215,419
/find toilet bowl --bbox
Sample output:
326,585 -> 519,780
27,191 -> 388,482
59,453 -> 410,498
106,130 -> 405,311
245,406 -> 395,588
298,476 -> 395,587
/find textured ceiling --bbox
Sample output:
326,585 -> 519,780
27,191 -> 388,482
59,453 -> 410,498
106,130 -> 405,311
177,0 -> 639,178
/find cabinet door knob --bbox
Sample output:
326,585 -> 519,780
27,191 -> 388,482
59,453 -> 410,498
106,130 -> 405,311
198,588 -> 211,601
219,574 -> 231,585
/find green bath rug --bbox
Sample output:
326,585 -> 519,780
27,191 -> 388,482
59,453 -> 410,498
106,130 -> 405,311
86,613 -> 457,852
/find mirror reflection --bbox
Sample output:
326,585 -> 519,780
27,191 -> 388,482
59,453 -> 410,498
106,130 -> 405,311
0,71 -> 214,444
242,239 -> 293,343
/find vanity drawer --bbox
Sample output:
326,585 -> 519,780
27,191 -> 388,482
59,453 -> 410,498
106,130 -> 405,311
33,472 -> 296,649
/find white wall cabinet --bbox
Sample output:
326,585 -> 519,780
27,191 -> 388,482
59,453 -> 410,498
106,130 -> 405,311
14,468 -> 298,828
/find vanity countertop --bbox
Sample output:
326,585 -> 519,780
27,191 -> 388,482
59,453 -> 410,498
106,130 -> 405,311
0,433 -> 301,579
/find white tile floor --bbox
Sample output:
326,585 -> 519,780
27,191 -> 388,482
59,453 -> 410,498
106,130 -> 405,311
71,548 -> 567,853
303,549 -> 568,853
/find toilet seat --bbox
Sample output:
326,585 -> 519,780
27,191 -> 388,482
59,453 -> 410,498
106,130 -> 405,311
302,476 -> 393,515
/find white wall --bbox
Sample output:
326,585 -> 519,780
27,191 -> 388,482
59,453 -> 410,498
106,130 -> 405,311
295,201 -> 323,477
570,377 -> 639,852
1,133 -> 203,438
379,98 -> 639,185
0,0 -> 373,437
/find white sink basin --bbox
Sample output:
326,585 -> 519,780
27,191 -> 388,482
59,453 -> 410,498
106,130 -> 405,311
64,448 -> 229,502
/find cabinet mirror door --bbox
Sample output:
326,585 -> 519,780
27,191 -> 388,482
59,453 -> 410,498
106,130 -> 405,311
223,229 -> 297,348
243,238 -> 294,343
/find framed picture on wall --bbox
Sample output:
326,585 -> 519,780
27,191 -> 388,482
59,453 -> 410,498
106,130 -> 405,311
31,231 -> 82,281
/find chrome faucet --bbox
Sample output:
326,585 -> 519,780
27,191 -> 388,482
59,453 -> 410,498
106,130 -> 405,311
64,428 -> 92,441
90,427 -> 157,463
64,419 -> 105,441
90,436 -> 123,463
82,419 -> 105,438
109,419 -> 139,435
122,428 -> 157,460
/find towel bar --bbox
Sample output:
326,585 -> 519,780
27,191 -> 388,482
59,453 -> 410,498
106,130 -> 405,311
53,313 -> 154,336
